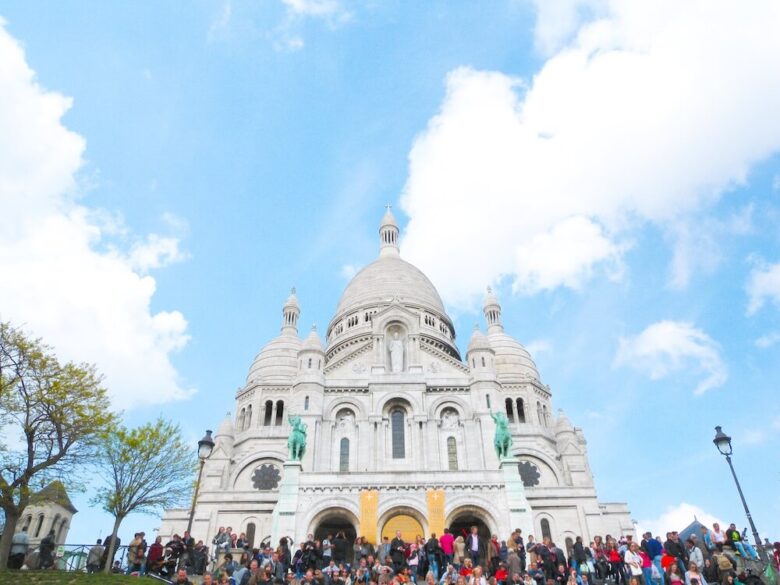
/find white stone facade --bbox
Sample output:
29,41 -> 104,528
159,210 -> 634,552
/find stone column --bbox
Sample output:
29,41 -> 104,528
271,460 -> 303,545
499,458 -> 533,537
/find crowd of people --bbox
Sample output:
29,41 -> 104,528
79,520 -> 776,585
7,518 -> 779,585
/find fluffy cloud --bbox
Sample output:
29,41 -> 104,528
0,21 -> 192,409
636,502 -> 722,539
747,261 -> 780,315
615,321 -> 727,395
400,0 -> 780,307
755,331 -> 780,349
282,0 -> 345,19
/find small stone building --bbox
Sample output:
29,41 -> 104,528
16,480 -> 77,546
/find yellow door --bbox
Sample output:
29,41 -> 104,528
381,514 -> 424,543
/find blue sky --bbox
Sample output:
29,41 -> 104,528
1,0 -> 779,545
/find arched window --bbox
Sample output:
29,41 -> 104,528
304,396 -> 310,411
308,358 -> 312,369
541,518 -> 552,540
34,515 -> 44,538
516,398 -> 526,423
505,398 -> 515,423
264,400 -> 273,426
565,537 -> 574,557
391,409 -> 405,459
537,401 -> 543,425
543,405 -> 549,427
340,438 -> 350,472
275,400 -> 284,426
51,514 -> 61,539
246,404 -> 252,429
57,518 -> 67,543
246,523 -> 256,549
238,408 -> 246,431
22,515 -> 31,531
481,356 -> 486,367
447,437 -> 458,471
486,394 -> 491,409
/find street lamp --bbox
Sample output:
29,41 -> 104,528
712,426 -> 767,562
187,429 -> 215,534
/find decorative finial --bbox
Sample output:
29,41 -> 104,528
290,287 -> 296,295
311,323 -> 317,331
385,203 -> 392,211
473,323 -> 480,331
487,285 -> 492,294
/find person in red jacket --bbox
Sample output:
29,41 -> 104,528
146,536 -> 164,575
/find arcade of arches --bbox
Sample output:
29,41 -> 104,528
310,505 -> 493,546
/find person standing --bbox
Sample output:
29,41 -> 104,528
9,526 -> 29,569
391,531 -> 407,573
624,543 -> 645,585
39,530 -> 56,570
441,529 -> 455,567
426,534 -> 442,579
572,537 -> 587,575
466,527 -> 481,568
86,538 -> 104,573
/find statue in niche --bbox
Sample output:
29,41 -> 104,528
388,332 -> 404,373
337,411 -> 355,429
441,408 -> 459,429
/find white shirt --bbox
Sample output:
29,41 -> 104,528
624,550 -> 643,576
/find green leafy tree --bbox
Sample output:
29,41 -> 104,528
92,418 -> 195,572
0,321 -> 116,568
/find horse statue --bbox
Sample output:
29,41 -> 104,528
491,411 -> 512,459
287,414 -> 308,461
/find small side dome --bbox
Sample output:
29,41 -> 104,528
247,335 -> 302,383
488,331 -> 540,381
215,413 -> 235,439
301,325 -> 324,353
467,325 -> 492,354
555,409 -> 575,433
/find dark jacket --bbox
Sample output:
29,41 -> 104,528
573,543 -> 587,563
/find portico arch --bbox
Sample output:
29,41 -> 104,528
446,504 -> 498,540
308,506 -> 359,564
377,505 -> 428,543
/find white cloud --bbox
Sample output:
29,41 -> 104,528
615,320 -> 727,395
755,331 -> 780,348
747,260 -> 780,315
636,502 -> 722,539
400,0 -> 780,308
340,264 -> 358,280
128,233 -> 188,273
0,22 -> 193,409
282,0 -> 345,19
525,339 -> 552,358
208,1 -> 233,42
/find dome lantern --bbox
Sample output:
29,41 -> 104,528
379,205 -> 400,258
483,286 -> 503,333
282,287 -> 300,334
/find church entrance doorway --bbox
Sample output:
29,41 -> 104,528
381,514 -> 424,543
312,512 -> 357,565
448,513 -> 491,540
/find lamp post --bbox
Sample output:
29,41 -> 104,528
187,429 -> 215,534
712,426 -> 767,562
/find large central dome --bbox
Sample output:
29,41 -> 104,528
326,208 -> 457,352
334,255 -> 446,317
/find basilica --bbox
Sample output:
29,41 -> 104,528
158,209 -> 634,553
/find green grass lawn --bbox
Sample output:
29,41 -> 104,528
0,571 -> 158,584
